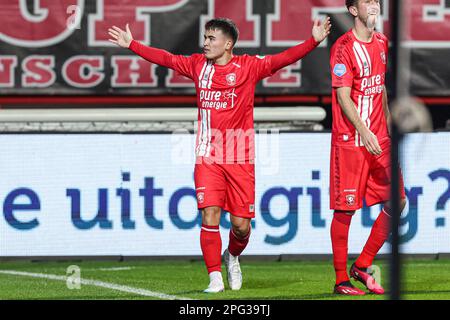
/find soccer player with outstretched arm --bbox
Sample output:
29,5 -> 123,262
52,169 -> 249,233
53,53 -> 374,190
108,17 -> 330,293
329,0 -> 406,295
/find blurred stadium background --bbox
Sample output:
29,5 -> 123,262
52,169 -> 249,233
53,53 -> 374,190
0,0 -> 449,300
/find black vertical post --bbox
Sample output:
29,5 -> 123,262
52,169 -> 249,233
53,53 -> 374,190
390,0 -> 402,301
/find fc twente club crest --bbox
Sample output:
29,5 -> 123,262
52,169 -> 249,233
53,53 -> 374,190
226,73 -> 236,86
346,194 -> 356,206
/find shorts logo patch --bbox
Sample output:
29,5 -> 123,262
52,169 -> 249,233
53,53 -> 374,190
333,64 -> 347,77
249,204 -> 255,212
346,194 -> 356,206
197,192 -> 205,204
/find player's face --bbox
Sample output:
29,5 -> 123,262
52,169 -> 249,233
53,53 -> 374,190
203,28 -> 233,60
351,0 -> 380,30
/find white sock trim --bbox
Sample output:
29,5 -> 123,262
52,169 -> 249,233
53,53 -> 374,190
202,226 -> 219,232
382,208 -> 391,217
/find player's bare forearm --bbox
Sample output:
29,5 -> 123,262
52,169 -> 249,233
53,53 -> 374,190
382,86 -> 391,135
336,87 -> 382,155
338,88 -> 367,133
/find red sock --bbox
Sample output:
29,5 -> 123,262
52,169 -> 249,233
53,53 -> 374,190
228,226 -> 251,257
331,211 -> 353,285
355,209 -> 390,269
200,224 -> 222,274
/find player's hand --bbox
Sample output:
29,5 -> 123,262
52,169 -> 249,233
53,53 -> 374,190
108,24 -> 133,48
360,128 -> 382,155
312,16 -> 331,43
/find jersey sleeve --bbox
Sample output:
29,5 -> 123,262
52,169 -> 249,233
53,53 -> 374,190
248,55 -> 274,83
129,40 -> 196,80
250,36 -> 319,83
330,42 -> 354,88
170,54 -> 197,80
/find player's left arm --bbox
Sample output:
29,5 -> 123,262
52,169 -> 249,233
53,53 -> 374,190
382,85 -> 391,135
268,17 -> 331,75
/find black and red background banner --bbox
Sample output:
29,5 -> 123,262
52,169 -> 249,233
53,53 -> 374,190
0,0 -> 449,97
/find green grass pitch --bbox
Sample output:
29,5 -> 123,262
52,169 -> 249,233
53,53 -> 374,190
0,259 -> 449,300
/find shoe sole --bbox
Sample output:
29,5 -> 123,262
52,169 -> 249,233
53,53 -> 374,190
334,290 -> 365,296
203,288 -> 224,293
333,287 -> 365,295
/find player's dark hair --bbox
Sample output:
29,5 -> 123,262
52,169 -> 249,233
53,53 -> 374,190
205,18 -> 239,47
346,0 -> 359,9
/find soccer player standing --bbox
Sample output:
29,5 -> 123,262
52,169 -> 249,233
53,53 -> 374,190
109,17 -> 330,293
329,0 -> 406,295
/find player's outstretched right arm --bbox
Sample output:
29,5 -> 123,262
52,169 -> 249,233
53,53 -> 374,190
336,87 -> 382,155
268,17 -> 331,75
108,24 -> 175,69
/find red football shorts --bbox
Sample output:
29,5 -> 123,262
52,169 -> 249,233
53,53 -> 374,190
194,157 -> 255,218
330,138 -> 406,211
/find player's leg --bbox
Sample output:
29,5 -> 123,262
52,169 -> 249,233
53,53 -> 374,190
353,195 -> 407,271
223,215 -> 251,290
354,200 -> 406,270
228,215 -> 251,257
350,199 -> 406,294
195,158 -> 227,293
352,139 -> 407,294
222,162 -> 255,290
331,210 -> 365,295
330,144 -> 368,295
331,211 -> 356,288
201,206 -> 225,293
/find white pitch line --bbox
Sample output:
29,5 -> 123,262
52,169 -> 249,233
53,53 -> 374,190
0,270 -> 192,300
98,267 -> 134,271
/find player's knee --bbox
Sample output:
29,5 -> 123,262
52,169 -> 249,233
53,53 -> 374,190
202,206 -> 221,225
232,223 -> 250,239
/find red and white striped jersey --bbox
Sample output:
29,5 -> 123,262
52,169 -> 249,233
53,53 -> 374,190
129,37 -> 319,162
172,53 -> 274,163
330,29 -> 390,147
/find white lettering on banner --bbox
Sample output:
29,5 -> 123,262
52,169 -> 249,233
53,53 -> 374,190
0,0 -> 447,49
111,56 -> 157,88
2,55 -> 162,88
88,0 -> 190,46
62,55 -> 105,88
0,0 -> 84,47
22,55 -> 56,88
0,133 -> 448,256
0,56 -> 18,87
1,54 -> 308,90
